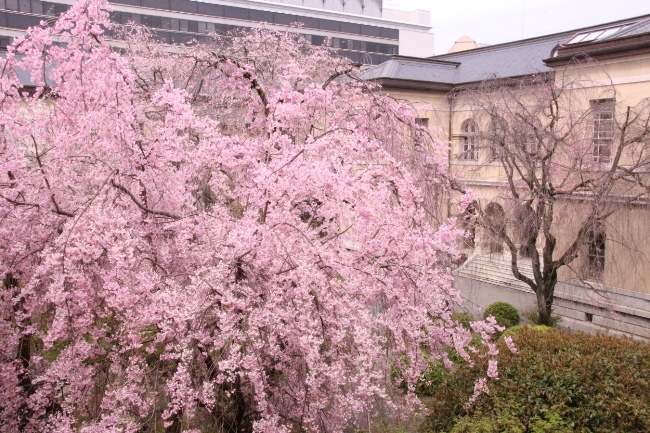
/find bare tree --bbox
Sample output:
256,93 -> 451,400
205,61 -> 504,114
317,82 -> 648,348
456,69 -> 650,326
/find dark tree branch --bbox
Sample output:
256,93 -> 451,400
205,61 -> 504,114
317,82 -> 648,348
322,64 -> 360,90
110,180 -> 180,220
212,53 -> 270,117
31,135 -> 75,217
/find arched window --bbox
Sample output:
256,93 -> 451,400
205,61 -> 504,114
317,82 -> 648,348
484,202 -> 505,253
460,119 -> 479,161
516,204 -> 537,258
586,224 -> 606,281
461,202 -> 477,249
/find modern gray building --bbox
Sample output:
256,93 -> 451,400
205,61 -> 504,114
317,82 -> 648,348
0,0 -> 434,63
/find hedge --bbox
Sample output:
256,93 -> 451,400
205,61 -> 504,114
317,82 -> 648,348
421,326 -> 650,433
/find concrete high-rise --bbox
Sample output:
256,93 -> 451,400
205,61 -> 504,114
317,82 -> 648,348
0,0 -> 434,63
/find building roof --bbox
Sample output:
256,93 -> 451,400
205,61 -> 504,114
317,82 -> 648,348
433,32 -> 571,84
361,56 -> 458,90
601,17 -> 650,40
362,30 -> 573,87
547,15 -> 650,66
363,14 -> 650,88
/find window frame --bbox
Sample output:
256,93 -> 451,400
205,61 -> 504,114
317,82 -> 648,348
591,98 -> 615,164
585,224 -> 606,281
487,115 -> 507,161
414,117 -> 429,147
524,133 -> 539,154
460,119 -> 479,162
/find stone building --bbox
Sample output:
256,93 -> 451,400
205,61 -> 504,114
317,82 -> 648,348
365,14 -> 650,339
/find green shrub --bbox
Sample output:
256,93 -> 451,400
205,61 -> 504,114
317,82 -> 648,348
448,414 -> 525,433
416,360 -> 449,396
417,326 -> 483,397
500,324 -> 550,339
421,327 -> 650,433
447,409 -> 575,433
452,311 -> 474,330
483,302 -> 520,329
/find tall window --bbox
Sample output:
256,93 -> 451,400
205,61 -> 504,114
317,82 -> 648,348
461,203 -> 476,249
460,119 -> 479,161
591,99 -> 615,164
488,116 -> 506,160
586,224 -> 606,281
414,117 -> 429,146
484,202 -> 505,254
516,204 -> 537,258
524,133 -> 539,154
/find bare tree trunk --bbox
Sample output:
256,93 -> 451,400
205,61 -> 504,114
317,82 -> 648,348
4,273 -> 34,431
536,289 -> 552,326
165,411 -> 183,433
536,273 -> 557,326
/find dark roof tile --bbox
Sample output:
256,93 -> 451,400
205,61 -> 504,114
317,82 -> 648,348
364,14 -> 650,87
362,56 -> 458,83
431,33 -> 571,84
602,17 -> 650,40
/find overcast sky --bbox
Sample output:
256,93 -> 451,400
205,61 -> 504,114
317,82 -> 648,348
384,0 -> 650,55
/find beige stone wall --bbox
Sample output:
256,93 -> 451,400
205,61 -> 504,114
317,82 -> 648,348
557,53 -> 650,104
380,88 -> 450,132
601,206 -> 650,293
377,88 -> 452,222
381,53 -> 650,297
553,54 -> 650,294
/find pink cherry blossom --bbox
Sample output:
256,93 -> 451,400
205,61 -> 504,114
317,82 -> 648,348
0,1 -> 498,431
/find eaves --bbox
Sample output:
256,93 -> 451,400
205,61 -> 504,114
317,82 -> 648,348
373,78 -> 454,92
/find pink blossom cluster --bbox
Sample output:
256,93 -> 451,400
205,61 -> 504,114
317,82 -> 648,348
0,1 -> 499,431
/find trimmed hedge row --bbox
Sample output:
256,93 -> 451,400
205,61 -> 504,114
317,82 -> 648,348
421,326 -> 650,433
